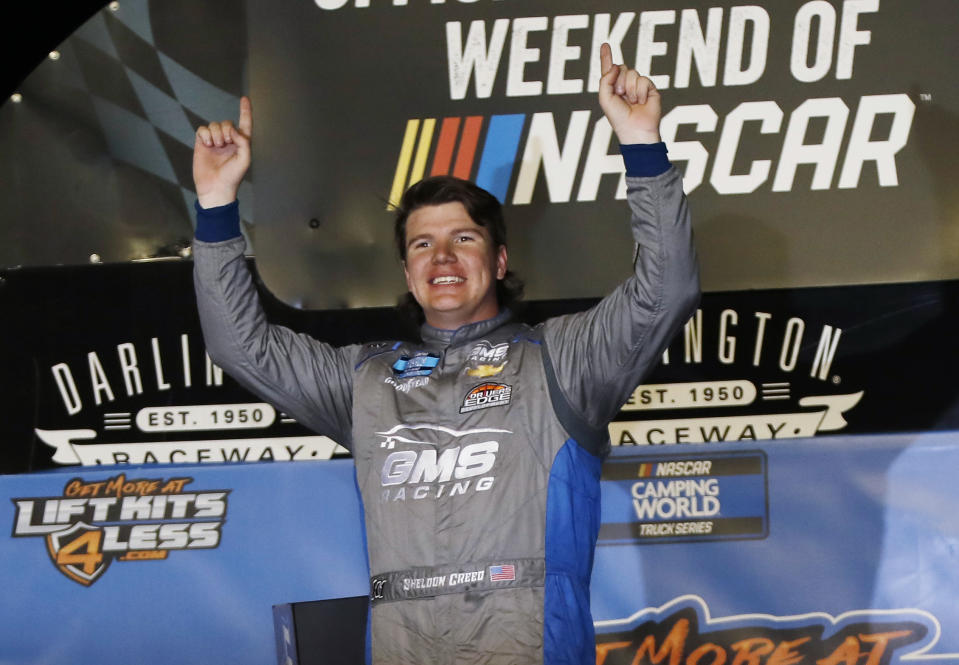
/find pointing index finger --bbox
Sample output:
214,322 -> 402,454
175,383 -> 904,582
238,96 -> 253,136
600,42 -> 613,75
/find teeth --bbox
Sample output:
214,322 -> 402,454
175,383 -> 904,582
432,276 -> 464,285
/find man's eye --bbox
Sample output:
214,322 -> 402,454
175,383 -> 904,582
456,235 -> 474,242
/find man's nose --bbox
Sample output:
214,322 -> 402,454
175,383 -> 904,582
431,241 -> 456,263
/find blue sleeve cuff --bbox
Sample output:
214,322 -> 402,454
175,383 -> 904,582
194,199 -> 242,242
620,142 -> 671,177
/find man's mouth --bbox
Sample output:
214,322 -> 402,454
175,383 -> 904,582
430,276 -> 465,285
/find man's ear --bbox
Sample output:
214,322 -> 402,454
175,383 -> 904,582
495,246 -> 508,280
402,261 -> 412,291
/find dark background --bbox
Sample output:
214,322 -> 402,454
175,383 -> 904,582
2,2 -> 957,475
0,0 -> 106,99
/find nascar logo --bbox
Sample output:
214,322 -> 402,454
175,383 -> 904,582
389,114 -> 525,207
388,110 -> 629,208
389,93 -> 915,207
460,383 -> 512,413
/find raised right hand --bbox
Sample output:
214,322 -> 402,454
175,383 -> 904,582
597,43 -> 661,145
193,96 -> 252,208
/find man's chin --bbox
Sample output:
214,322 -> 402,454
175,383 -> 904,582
422,303 -> 465,326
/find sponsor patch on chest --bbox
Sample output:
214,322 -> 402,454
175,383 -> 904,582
392,352 -> 440,379
460,382 -> 512,413
465,341 -> 509,377
384,375 -> 429,392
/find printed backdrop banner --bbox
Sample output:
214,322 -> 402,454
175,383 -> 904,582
246,0 -> 959,306
1,460 -> 369,665
2,431 -> 957,664
1,260 -> 958,474
2,0 -> 958,475
2,0 -> 957,301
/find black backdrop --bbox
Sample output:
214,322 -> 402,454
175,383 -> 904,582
2,259 -> 957,474
2,2 -> 958,474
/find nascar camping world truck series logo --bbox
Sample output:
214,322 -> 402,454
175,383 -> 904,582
599,451 -> 768,545
11,474 -> 229,586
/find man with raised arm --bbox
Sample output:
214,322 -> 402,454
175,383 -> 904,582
192,44 -> 699,665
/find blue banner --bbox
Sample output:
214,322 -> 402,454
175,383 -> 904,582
2,431 -> 957,663
2,460 -> 368,664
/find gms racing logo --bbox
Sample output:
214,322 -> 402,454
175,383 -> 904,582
595,595 -> 951,665
465,341 -> 509,378
377,424 -> 509,503
11,474 -> 228,586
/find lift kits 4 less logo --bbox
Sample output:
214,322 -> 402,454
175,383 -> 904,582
11,474 -> 229,586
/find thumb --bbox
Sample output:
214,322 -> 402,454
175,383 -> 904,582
598,68 -> 620,109
231,125 -> 251,164
230,124 -> 249,148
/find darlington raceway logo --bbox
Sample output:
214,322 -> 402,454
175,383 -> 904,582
38,333 -> 344,466
11,474 -> 229,586
610,308 -> 864,446
594,596 -> 954,665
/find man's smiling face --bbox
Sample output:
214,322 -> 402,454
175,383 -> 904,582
403,201 -> 507,331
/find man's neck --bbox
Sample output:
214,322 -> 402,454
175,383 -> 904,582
420,309 -> 511,347
424,307 -> 502,333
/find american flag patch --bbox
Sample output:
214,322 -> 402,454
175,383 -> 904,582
489,565 -> 515,582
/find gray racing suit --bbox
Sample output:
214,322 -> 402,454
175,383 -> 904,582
193,159 -> 699,665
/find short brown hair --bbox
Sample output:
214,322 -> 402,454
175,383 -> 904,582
393,176 -> 524,323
